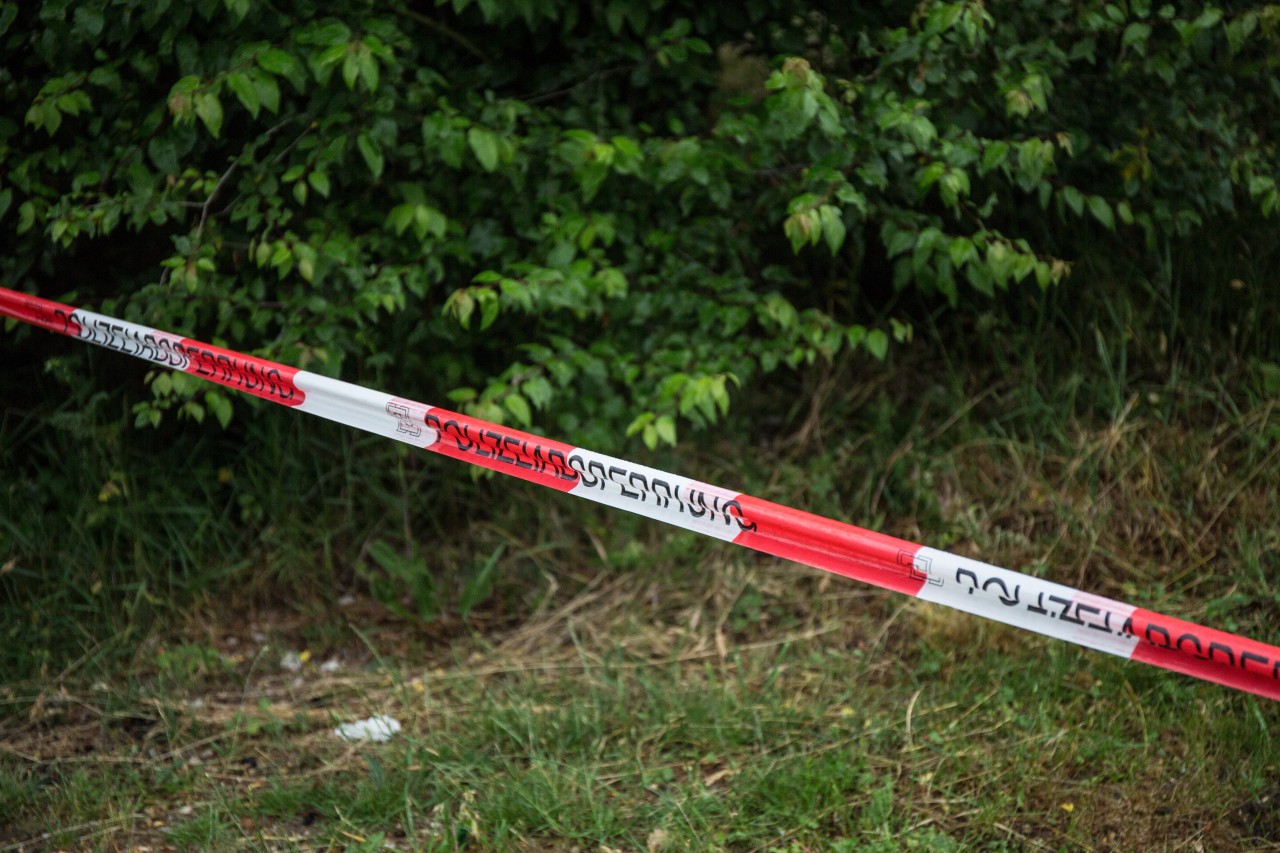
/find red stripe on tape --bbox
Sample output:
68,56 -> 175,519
734,496 -> 926,596
176,337 -> 305,406
0,288 -> 81,337
421,408 -> 580,492
1127,608 -> 1280,701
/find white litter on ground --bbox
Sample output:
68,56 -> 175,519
334,715 -> 401,743
280,651 -> 303,672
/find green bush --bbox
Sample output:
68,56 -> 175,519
4,0 -> 1276,449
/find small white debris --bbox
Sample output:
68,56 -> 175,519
338,594 -> 356,606
188,697 -> 205,710
334,715 -> 401,743
177,804 -> 194,816
280,651 -> 303,672
319,657 -> 342,673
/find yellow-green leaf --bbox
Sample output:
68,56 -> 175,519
468,127 -> 500,172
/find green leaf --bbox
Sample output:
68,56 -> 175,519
611,134 -> 643,165
414,205 -> 447,239
0,4 -> 15,37
865,329 -> 889,361
252,71 -> 280,114
1192,7 -> 1224,31
55,91 -> 91,115
605,1 -> 626,34
193,91 -> 223,137
257,48 -> 307,90
445,290 -> 474,328
342,50 -> 360,90
41,102 -> 63,135
1121,22 -> 1152,54
1225,13 -> 1258,54
308,171 -> 331,198
74,6 -> 104,38
205,391 -> 233,428
938,169 -> 970,208
478,290 -> 500,329
985,241 -> 1013,286
447,387 -> 477,404
181,401 -> 206,424
1087,195 -> 1115,230
948,236 -> 976,268
468,127 -> 500,172
387,203 -> 414,235
171,75 -> 203,95
981,141 -> 1009,174
226,72 -> 260,118
882,223 -> 916,259
357,133 -> 384,179
357,49 -> 379,92
503,393 -> 532,427
625,412 -> 653,439
17,201 -> 35,234
819,205 -> 846,254
270,241 -> 292,272
256,47 -> 293,75
317,43 -> 347,74
783,212 -> 810,254
303,20 -> 353,46
965,262 -> 995,297
1061,186 -> 1085,217
655,415 -> 677,446
917,161 -> 947,192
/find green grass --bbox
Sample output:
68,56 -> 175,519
4,269 -> 1280,849
3,585 -> 1276,850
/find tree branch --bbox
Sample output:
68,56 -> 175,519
401,8 -> 488,63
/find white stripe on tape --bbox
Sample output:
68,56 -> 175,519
914,548 -> 1140,658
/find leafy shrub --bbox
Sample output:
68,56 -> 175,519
1,0 -> 1276,449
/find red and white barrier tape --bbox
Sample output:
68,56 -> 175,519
3,285 -> 1278,701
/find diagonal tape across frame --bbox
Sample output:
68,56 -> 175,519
3,284 -> 1278,701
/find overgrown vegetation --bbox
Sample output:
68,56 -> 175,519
2,0 -> 1280,849
4,0 -> 1277,439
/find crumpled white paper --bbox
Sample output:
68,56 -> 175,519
334,714 -> 401,743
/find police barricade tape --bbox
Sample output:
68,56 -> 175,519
3,285 -> 1278,702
